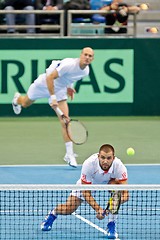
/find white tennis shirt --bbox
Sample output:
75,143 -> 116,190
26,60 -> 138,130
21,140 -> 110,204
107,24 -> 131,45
78,153 -> 128,185
39,58 -> 89,90
29,58 -> 90,101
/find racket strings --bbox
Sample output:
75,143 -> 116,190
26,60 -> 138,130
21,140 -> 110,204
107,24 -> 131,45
109,191 -> 121,214
67,120 -> 88,145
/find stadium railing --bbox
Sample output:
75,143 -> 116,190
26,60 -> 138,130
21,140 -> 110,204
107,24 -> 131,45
0,9 -> 159,37
0,10 -> 64,37
136,10 -> 160,35
67,10 -> 137,37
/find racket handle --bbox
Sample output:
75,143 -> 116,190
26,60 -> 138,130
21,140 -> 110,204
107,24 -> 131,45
102,210 -> 106,217
102,208 -> 108,216
55,107 -> 64,116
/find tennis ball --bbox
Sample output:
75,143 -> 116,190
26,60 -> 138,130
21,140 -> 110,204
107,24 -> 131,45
127,147 -> 135,156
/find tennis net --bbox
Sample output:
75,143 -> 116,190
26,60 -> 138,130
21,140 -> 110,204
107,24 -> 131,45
0,184 -> 160,240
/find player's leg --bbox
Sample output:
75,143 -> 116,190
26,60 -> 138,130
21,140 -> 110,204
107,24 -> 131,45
12,92 -> 34,115
106,184 -> 119,239
107,186 -> 129,239
57,100 -> 77,168
107,214 -> 118,239
17,95 -> 34,108
41,196 -> 82,231
12,77 -> 49,114
12,92 -> 23,115
55,195 -> 82,214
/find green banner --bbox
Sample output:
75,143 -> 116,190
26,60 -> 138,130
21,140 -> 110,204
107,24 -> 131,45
0,49 -> 133,104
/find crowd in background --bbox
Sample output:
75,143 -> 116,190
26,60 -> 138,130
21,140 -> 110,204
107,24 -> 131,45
0,0 -> 146,35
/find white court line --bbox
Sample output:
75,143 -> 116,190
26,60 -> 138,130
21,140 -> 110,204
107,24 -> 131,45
0,164 -> 72,167
72,212 -> 107,235
0,163 -> 160,167
72,212 -> 121,240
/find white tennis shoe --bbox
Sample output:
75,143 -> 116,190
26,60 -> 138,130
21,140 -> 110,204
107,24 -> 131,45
64,154 -> 78,168
12,92 -> 22,115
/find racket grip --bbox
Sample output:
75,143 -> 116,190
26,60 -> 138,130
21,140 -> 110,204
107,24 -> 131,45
102,210 -> 106,216
55,107 -> 64,116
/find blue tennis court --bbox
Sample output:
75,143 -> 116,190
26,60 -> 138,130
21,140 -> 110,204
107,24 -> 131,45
0,164 -> 160,184
0,164 -> 160,240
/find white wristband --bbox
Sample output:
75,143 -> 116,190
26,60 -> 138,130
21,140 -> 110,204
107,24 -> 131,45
55,107 -> 63,116
49,95 -> 56,105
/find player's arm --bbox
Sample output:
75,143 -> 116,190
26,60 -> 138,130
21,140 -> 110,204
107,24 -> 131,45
46,69 -> 59,108
81,180 -> 104,220
119,180 -> 129,204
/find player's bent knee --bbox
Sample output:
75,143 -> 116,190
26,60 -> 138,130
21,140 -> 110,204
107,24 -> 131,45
21,97 -> 34,108
21,102 -> 30,108
65,204 -> 79,214
21,103 -> 28,108
68,207 -> 77,214
61,207 -> 76,215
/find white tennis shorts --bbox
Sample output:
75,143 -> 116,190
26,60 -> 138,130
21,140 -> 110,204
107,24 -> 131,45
27,75 -> 67,103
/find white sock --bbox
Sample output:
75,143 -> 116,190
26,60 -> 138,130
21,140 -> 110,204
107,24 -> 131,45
65,141 -> 74,155
13,98 -> 18,105
108,213 -> 118,223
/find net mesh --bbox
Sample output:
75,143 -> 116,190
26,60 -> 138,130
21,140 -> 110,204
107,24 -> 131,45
0,184 -> 160,240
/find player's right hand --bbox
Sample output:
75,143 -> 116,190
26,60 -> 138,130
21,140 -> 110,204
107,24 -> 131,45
50,99 -> 58,109
96,208 -> 105,220
49,95 -> 58,108
62,115 -> 70,124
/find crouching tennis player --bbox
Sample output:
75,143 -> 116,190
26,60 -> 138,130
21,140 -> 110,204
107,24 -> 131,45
41,144 -> 129,239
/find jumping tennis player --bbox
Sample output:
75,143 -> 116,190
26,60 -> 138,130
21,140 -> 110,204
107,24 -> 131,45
41,144 -> 129,239
12,47 -> 94,168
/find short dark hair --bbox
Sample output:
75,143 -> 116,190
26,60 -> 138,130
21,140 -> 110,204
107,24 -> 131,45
99,144 -> 115,155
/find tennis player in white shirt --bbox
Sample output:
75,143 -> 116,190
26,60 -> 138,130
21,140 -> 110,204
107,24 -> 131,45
12,47 -> 94,168
41,144 -> 129,239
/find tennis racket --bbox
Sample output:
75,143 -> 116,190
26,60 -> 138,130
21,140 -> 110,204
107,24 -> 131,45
103,191 -> 121,216
55,107 -> 88,145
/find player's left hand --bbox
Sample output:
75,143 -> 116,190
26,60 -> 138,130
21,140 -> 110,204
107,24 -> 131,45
67,88 -> 76,100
